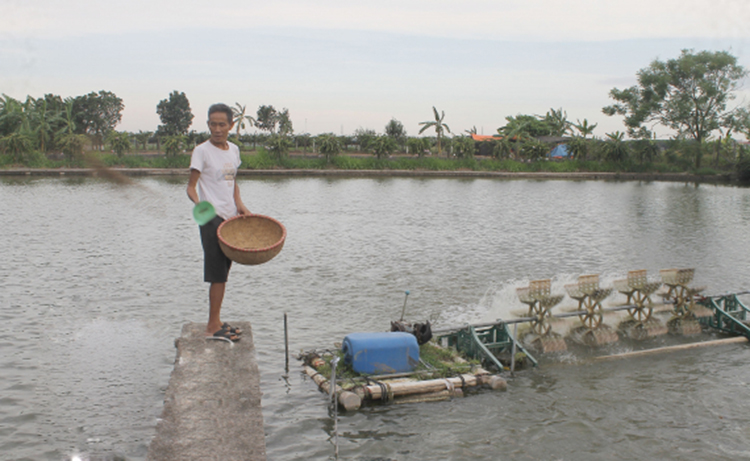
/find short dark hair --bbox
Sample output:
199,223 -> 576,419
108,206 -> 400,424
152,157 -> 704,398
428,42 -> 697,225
208,103 -> 233,124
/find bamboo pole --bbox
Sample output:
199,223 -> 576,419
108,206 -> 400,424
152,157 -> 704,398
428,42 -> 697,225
592,336 -> 747,362
355,372 -> 504,401
303,366 -> 361,411
393,389 -> 461,405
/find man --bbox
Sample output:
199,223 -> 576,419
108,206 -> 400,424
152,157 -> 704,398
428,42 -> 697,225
187,103 -> 250,341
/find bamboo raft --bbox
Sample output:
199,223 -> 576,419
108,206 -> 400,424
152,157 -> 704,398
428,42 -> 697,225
301,268 -> 749,410
300,345 -> 508,411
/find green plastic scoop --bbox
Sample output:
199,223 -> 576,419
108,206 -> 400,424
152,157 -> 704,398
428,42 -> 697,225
192,201 -> 216,226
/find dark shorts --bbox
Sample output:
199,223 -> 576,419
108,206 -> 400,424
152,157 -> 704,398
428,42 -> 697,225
200,216 -> 232,283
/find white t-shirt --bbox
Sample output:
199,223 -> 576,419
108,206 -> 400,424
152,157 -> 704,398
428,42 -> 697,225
189,140 -> 241,220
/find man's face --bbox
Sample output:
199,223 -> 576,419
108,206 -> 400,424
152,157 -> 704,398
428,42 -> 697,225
207,112 -> 233,145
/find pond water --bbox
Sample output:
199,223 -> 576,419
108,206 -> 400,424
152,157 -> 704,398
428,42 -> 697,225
1,176 -> 750,460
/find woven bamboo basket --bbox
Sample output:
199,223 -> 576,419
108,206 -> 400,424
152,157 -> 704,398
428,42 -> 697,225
217,214 -> 286,265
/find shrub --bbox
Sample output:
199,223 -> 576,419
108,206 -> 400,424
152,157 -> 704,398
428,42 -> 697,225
0,132 -> 34,163
317,133 -> 341,164
107,131 -> 132,158
453,136 -> 476,159
267,135 -> 292,162
57,134 -> 88,161
162,135 -> 183,157
737,151 -> 750,184
370,135 -> 398,159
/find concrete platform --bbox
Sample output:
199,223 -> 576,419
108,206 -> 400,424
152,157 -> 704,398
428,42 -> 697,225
147,322 -> 266,461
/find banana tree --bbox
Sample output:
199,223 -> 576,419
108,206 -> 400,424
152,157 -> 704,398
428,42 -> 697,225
233,103 -> 256,140
572,118 -> 597,138
418,106 -> 451,156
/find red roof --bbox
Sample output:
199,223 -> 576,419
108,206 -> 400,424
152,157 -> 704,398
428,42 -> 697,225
470,134 -> 501,142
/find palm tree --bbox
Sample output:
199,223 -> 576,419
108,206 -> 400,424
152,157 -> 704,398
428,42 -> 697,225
233,103 -> 256,140
542,107 -> 571,136
418,106 -> 451,156
31,97 -> 62,153
107,131 -> 132,158
0,94 -> 24,136
317,133 -> 341,163
572,118 -> 598,138
134,130 -> 153,151
57,98 -> 77,137
604,131 -> 629,162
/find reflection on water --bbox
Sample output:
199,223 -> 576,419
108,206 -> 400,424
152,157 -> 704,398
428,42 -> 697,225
1,177 -> 750,460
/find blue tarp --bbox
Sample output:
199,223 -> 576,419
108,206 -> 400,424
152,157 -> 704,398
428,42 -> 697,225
549,144 -> 570,158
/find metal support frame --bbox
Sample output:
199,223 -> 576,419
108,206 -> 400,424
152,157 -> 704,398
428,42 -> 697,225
444,323 -> 538,371
698,294 -> 750,338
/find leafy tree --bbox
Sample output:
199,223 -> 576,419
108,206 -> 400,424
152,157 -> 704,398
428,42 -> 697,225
406,137 -> 430,157
418,107 -> 451,156
317,133 -> 341,163
278,108 -> 293,136
385,118 -> 407,148
256,105 -> 278,134
156,91 -> 193,137
498,114 -> 552,140
603,49 -> 747,168
107,131 -> 131,158
354,128 -> 377,152
73,90 -> 124,149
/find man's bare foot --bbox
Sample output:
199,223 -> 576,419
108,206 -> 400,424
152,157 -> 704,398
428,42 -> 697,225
222,322 -> 242,335
206,325 -> 239,342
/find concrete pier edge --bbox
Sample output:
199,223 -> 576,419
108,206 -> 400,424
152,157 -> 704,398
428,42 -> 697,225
147,322 -> 266,461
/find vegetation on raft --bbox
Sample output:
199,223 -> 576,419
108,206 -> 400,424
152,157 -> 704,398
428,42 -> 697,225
311,342 -> 481,385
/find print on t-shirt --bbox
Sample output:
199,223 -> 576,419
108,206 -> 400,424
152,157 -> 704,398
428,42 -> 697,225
222,163 -> 236,183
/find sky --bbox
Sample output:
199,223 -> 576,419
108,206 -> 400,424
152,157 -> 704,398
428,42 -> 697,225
2,0 -> 750,139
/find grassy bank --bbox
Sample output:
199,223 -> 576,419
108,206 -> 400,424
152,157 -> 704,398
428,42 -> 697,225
0,147 -> 746,183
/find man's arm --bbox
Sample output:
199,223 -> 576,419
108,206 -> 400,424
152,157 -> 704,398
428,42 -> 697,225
234,182 -> 250,215
187,168 -> 201,204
